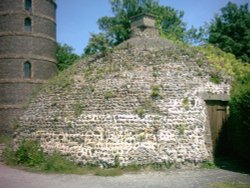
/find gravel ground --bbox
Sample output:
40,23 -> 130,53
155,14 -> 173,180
0,163 -> 249,188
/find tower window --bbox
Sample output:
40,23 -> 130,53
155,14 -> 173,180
25,0 -> 32,11
24,61 -> 31,79
25,18 -> 32,32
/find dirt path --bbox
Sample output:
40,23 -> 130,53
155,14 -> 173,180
0,163 -> 249,188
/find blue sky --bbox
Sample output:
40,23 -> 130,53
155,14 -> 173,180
56,0 -> 249,55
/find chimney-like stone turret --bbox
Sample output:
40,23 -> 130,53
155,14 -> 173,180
130,13 -> 159,38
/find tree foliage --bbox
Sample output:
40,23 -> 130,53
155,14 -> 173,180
208,2 -> 250,63
184,25 -> 208,45
56,43 -> 80,71
84,33 -> 112,56
84,0 -> 186,55
228,74 -> 250,165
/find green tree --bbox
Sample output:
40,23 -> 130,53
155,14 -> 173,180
84,33 -> 112,56
84,0 -> 186,55
208,2 -> 250,63
56,43 -> 80,71
184,25 -> 208,45
228,74 -> 250,166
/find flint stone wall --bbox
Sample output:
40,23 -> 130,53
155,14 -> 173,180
15,39 -> 231,168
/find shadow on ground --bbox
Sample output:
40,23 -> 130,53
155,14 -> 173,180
214,156 -> 250,174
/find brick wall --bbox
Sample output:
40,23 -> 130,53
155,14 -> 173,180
0,0 -> 57,134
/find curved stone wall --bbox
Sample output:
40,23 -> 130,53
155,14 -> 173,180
0,0 -> 22,12
0,60 -> 57,80
0,0 -> 57,133
0,36 -> 56,59
0,15 -> 56,39
0,83 -> 38,104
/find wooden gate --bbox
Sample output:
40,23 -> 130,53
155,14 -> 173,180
206,100 -> 228,154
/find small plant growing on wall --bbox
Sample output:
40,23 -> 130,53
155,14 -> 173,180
89,85 -> 95,93
151,85 -> 161,99
135,98 -> 162,118
182,97 -> 189,110
196,59 -> 204,67
114,155 -> 120,168
135,106 -> 146,118
177,124 -> 186,135
73,101 -> 84,117
138,132 -> 146,142
104,90 -> 115,99
209,73 -> 222,84
152,66 -> 159,78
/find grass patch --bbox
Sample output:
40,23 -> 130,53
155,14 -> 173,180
201,160 -> 217,169
2,140 -> 89,174
3,140 -> 174,176
182,97 -> 189,110
46,72 -> 74,92
196,59 -> 204,67
72,101 -> 84,117
94,168 -> 123,176
42,152 -> 77,173
210,73 -> 222,84
210,182 -> 250,188
104,90 -> 115,99
2,140 -> 129,176
0,134 -> 12,145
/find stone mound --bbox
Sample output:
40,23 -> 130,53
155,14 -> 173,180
14,14 -> 231,168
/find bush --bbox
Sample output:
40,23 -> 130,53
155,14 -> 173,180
15,140 -> 45,167
3,140 -> 45,167
3,140 -> 79,173
228,75 -> 250,166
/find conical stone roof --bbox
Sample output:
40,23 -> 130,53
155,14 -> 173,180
15,14 -> 231,168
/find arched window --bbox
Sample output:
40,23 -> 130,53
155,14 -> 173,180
24,61 -> 31,79
24,17 -> 32,32
25,0 -> 32,11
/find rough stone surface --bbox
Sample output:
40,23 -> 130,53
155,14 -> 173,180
14,14 -> 231,168
15,47 -> 231,167
130,13 -> 159,38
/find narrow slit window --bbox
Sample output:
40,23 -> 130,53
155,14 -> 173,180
25,18 -> 32,32
25,0 -> 32,11
24,62 -> 31,79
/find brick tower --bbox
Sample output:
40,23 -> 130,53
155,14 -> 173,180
0,0 -> 57,133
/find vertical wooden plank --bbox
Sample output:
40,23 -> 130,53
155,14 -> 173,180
206,100 -> 228,154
